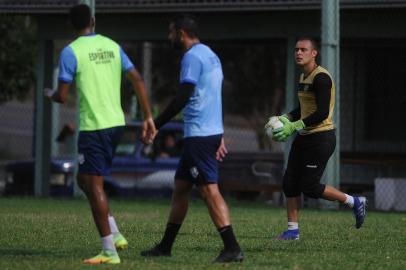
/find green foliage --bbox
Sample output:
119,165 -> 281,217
0,198 -> 405,270
0,15 -> 37,103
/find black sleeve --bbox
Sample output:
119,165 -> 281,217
154,83 -> 195,129
288,106 -> 301,121
302,73 -> 332,127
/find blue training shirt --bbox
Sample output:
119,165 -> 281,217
58,34 -> 135,83
180,43 -> 224,138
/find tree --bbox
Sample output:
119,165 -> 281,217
0,15 -> 37,103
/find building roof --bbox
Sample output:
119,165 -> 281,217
1,0 -> 406,14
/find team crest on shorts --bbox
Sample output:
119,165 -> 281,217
78,154 -> 85,165
190,167 -> 199,178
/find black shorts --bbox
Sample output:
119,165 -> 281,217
283,129 -> 336,198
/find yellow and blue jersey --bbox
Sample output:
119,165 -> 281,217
57,33 -> 135,131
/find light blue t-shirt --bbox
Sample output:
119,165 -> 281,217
58,33 -> 135,83
180,43 -> 224,138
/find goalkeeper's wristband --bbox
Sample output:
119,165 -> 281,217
293,120 -> 305,131
281,114 -> 291,121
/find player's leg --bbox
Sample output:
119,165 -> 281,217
141,141 -> 193,257
322,185 -> 367,229
106,127 -> 129,250
301,130 -> 367,229
77,128 -> 121,264
199,183 -> 230,227
78,174 -> 120,264
277,197 -> 301,240
108,214 -> 128,250
141,148 -> 194,257
140,179 -> 193,257
198,182 -> 243,263
277,137 -> 301,240
78,174 -> 111,236
194,134 -> 243,263
167,180 -> 193,224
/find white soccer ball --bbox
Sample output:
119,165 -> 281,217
265,116 -> 284,139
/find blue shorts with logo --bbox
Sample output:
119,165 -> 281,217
175,134 -> 222,184
78,126 -> 124,176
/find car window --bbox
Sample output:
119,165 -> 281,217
141,130 -> 183,159
115,127 -> 139,156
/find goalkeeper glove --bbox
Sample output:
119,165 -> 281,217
273,116 -> 305,142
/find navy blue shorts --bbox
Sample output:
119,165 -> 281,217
78,126 -> 124,176
175,134 -> 222,185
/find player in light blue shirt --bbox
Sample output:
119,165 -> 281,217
180,43 -> 224,137
141,15 -> 244,263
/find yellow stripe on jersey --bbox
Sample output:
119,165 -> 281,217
298,66 -> 335,135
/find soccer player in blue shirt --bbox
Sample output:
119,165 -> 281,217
45,4 -> 156,264
140,15 -> 244,263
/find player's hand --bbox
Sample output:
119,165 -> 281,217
44,88 -> 56,99
216,137 -> 228,162
141,118 -> 157,145
273,116 -> 305,142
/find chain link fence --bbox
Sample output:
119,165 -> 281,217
339,37 -> 406,211
1,4 -> 406,211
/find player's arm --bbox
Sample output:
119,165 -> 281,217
286,105 -> 301,121
44,82 -> 70,103
120,47 -> 153,120
125,68 -> 153,120
154,83 -> 195,129
154,52 -> 201,130
273,73 -> 332,141
126,68 -> 156,144
125,68 -> 156,144
301,73 -> 332,126
217,84 -> 227,161
44,47 -> 75,104
121,47 -> 156,144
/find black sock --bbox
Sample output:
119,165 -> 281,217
218,225 -> 240,251
158,223 -> 181,252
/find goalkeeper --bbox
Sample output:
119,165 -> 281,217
265,38 -> 367,240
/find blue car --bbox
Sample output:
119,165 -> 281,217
4,121 -> 183,197
4,158 -> 75,196
105,121 -> 183,197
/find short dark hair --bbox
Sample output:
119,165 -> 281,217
297,37 -> 319,51
69,4 -> 92,31
171,14 -> 199,38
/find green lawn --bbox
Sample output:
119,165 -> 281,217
0,197 -> 404,270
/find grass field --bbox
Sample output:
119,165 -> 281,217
0,197 -> 405,270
